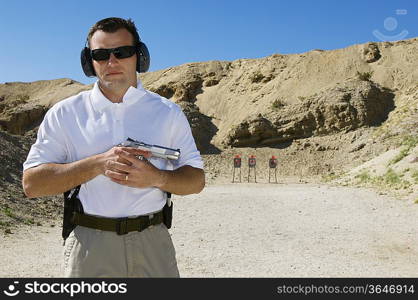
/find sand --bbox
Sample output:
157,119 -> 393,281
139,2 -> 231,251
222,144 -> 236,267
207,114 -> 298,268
0,183 -> 417,277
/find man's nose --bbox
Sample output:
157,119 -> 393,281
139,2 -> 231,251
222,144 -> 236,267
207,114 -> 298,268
107,53 -> 119,64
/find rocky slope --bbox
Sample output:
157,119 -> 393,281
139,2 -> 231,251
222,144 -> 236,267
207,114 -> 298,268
0,37 -> 417,231
0,79 -> 90,134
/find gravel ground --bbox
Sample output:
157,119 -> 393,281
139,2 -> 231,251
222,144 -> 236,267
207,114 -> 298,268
1,183 -> 417,277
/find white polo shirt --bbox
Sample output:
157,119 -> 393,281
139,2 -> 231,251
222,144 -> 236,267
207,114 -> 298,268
23,80 -> 204,217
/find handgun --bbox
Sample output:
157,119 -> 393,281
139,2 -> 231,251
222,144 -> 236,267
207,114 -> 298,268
118,138 -> 180,160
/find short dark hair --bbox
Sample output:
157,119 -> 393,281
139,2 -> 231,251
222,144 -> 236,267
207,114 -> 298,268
87,17 -> 140,47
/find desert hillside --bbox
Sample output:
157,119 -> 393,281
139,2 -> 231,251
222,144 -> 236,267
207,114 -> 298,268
0,37 -> 417,231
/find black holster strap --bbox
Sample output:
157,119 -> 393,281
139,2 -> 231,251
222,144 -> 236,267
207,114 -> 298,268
71,211 -> 164,235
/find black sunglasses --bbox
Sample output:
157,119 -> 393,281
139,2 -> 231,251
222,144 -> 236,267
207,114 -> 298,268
90,46 -> 137,61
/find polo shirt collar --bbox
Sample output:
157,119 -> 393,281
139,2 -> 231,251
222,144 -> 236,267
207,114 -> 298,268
91,80 -> 147,112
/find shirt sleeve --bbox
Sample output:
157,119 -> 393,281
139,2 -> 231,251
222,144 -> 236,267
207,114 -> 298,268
23,106 -> 69,171
169,107 -> 204,170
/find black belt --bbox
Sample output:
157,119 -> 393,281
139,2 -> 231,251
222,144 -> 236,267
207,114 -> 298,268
71,211 -> 164,235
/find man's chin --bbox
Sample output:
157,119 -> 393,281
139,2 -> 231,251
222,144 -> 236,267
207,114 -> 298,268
98,74 -> 137,90
100,78 -> 127,88
104,74 -> 124,81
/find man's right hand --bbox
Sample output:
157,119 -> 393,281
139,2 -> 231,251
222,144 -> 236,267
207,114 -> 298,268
98,146 -> 152,178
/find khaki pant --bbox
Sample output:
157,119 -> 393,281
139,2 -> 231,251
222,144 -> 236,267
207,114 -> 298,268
63,223 -> 180,277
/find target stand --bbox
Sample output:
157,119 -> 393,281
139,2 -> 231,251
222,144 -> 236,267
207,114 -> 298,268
232,155 -> 242,183
248,155 -> 257,183
268,156 -> 278,183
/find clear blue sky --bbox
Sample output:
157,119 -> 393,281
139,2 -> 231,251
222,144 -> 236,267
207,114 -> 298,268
0,0 -> 417,85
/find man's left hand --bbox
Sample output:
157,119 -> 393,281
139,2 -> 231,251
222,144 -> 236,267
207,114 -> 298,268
104,147 -> 166,188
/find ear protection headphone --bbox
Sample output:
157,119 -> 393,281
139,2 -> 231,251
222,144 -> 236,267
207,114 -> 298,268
80,29 -> 150,77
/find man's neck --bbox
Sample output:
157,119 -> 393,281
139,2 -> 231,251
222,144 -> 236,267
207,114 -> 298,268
98,81 -> 137,103
99,85 -> 126,103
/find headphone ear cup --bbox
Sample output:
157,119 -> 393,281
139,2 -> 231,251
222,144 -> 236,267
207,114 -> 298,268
137,42 -> 150,73
80,47 -> 96,77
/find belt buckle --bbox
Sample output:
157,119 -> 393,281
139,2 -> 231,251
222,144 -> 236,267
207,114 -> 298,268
116,218 -> 129,235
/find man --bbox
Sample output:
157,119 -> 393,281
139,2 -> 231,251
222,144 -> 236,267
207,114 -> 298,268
22,17 -> 205,277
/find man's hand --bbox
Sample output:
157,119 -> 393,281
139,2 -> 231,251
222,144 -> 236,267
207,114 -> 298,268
101,147 -> 162,188
98,147 -> 146,172
101,147 -> 205,195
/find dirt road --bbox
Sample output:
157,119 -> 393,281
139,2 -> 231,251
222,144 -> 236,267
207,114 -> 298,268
1,183 -> 417,277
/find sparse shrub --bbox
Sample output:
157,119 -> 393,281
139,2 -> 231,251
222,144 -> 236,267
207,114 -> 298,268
378,169 -> 411,189
390,148 -> 410,165
356,168 -> 411,189
356,71 -> 373,81
271,99 -> 285,110
0,220 -> 10,227
4,207 -> 17,219
298,96 -> 306,101
16,94 -> 30,102
383,168 -> 402,185
412,170 -> 418,184
321,172 -> 340,182
249,71 -> 265,83
401,135 -> 418,149
204,79 -> 219,87
24,218 -> 35,225
262,74 -> 274,83
355,171 -> 371,183
389,135 -> 418,165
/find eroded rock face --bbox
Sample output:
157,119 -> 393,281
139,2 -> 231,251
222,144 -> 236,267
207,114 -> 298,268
0,130 -> 29,184
224,80 -> 394,147
362,42 -> 381,63
145,61 -> 229,103
1,38 -> 416,154
0,79 -> 90,135
177,101 -> 220,154
0,104 -> 46,135
223,115 -> 276,147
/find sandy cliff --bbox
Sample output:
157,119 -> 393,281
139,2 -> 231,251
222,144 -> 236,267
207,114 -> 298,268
0,37 -> 417,229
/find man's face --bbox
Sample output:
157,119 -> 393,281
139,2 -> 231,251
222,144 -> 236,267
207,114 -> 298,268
89,28 -> 138,91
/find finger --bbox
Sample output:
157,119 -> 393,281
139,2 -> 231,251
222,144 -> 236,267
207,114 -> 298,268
114,148 -> 140,163
118,151 -> 148,165
115,148 -> 141,159
106,166 -> 128,175
106,160 -> 132,173
120,147 -> 152,159
116,157 -> 132,165
105,169 -> 127,181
